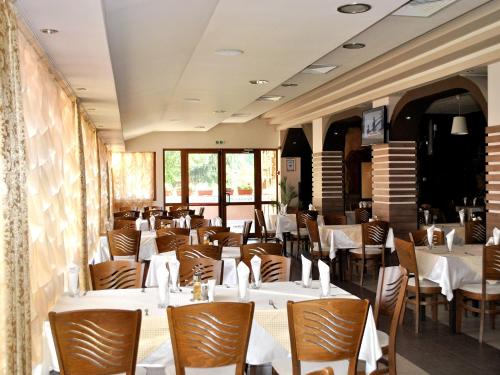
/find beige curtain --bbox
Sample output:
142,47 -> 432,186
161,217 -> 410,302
111,152 -> 155,209
0,2 -> 31,373
97,138 -> 111,233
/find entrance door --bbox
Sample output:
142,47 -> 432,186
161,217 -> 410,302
187,151 -> 220,219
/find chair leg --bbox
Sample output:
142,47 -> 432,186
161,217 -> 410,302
348,257 -> 354,282
490,302 -> 496,330
480,299 -> 485,344
415,292 -> 420,334
456,292 -> 463,334
399,296 -> 407,326
431,294 -> 438,322
360,259 -> 365,286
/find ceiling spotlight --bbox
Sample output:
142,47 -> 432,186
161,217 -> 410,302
215,49 -> 244,56
40,28 -> 59,35
257,95 -> 284,102
76,87 -> 87,91
406,116 -> 412,120
249,80 -> 269,85
343,42 -> 366,49
194,126 -> 206,129
281,83 -> 298,87
184,98 -> 200,102
337,3 -> 372,14
214,110 -> 227,114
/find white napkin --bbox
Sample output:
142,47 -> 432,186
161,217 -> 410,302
237,262 -> 250,300
167,259 -> 180,290
459,209 -> 465,225
214,217 -> 223,226
157,267 -> 170,307
185,215 -> 191,228
359,201 -> 363,208
135,218 -> 142,230
207,279 -> 216,302
318,260 -> 330,297
493,227 -> 500,245
149,215 -> 156,231
308,203 -> 313,210
446,229 -> 455,251
179,217 -> 186,228
473,197 -> 477,206
424,210 -> 430,224
67,264 -> 80,296
250,255 -> 262,287
301,255 -> 312,286
426,225 -> 435,246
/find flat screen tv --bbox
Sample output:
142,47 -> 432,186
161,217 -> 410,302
362,106 -> 386,146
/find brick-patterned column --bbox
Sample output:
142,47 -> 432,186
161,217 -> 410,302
486,125 -> 500,233
372,141 -> 417,238
312,151 -> 344,213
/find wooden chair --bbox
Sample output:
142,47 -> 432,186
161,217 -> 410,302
156,227 -> 190,237
155,235 -> 190,254
349,221 -> 388,286
373,266 -> 409,375
240,243 -> 283,262
89,260 -> 143,290
198,207 -> 205,216
169,209 -> 195,218
285,299 -> 369,375
242,220 -> 253,245
464,221 -> 487,244
176,244 -> 221,260
457,245 -> 500,343
409,229 -> 445,246
49,309 -> 141,375
167,302 -> 254,374
354,208 -> 371,224
210,232 -> 242,248
190,217 -> 210,229
114,210 -> 139,219
155,217 -> 175,230
259,255 -> 291,282
255,208 -> 279,243
323,213 -> 347,226
197,226 -> 230,244
168,204 -> 188,211
306,219 -> 334,279
394,238 -> 446,333
113,218 -> 137,230
307,368 -> 334,375
107,229 -> 141,261
143,209 -> 164,220
179,258 -> 222,286
291,210 -> 318,257
144,205 -> 162,211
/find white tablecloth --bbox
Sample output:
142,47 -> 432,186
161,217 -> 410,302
415,244 -> 485,301
41,282 -> 381,374
419,223 -> 465,245
145,247 -> 240,286
320,224 -> 395,259
136,218 -> 150,231
269,214 -> 325,240
92,232 -> 158,263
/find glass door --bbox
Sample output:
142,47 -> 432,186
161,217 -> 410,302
187,151 -> 220,220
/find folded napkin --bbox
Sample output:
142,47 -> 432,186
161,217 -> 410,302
318,260 -> 330,297
250,255 -> 261,287
473,197 -> 477,206
214,217 -> 223,227
149,215 -> 156,231
207,279 -> 216,302
237,262 -> 250,300
157,267 -> 170,307
179,217 -> 186,228
301,255 -> 312,287
459,209 -> 465,225
493,227 -> 500,245
424,210 -> 430,224
426,225 -> 436,246
135,218 -> 142,230
67,264 -> 80,296
279,204 -> 287,215
185,215 -> 191,228
167,259 -> 180,290
446,229 -> 455,251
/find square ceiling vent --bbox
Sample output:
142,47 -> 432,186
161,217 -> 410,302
301,64 -> 338,74
393,0 -> 457,17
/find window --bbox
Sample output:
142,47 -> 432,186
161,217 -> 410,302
164,150 -> 182,204
112,152 -> 155,201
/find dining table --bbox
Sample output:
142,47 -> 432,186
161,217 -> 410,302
41,281 -> 382,375
268,214 -> 325,241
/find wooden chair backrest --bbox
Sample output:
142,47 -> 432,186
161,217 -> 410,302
240,243 -> 283,262
197,226 -> 230,244
255,209 -> 269,237
155,235 -> 190,254
198,207 -> 205,216
113,219 -> 137,230
242,220 -> 253,244
354,208 -> 371,224
176,244 -> 221,260
169,209 -> 195,219
89,261 -> 143,290
114,210 -> 139,219
49,309 -> 142,375
362,221 -> 389,247
465,221 -> 486,244
409,230 -> 444,246
144,206 -> 162,211
179,258 -> 222,286
143,209 -> 164,220
394,237 -> 420,289
484,245 -> 500,283
305,219 -> 321,253
210,232 -> 242,248
260,255 -> 291,282
167,302 -> 254,374
296,210 -> 319,229
155,218 -> 174,230
107,229 -> 141,261
157,227 -> 190,237
288,298 -> 369,375
323,213 -> 347,226
190,217 -> 210,229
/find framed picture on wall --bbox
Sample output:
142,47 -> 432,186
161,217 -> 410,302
362,106 -> 386,146
286,158 -> 296,171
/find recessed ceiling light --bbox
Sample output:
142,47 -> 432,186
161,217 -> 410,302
76,87 -> 87,91
249,80 -> 269,85
406,116 -> 412,120
40,28 -> 59,35
301,64 -> 338,74
184,98 -> 200,102
194,126 -> 206,129
343,42 -> 366,49
257,95 -> 284,102
281,83 -> 298,87
214,110 -> 227,114
337,3 -> 372,14
215,49 -> 244,56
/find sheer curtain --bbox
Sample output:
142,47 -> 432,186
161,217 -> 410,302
111,152 -> 155,209
98,138 -> 111,233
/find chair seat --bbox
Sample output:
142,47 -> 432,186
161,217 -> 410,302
407,277 -> 441,289
459,283 -> 500,296
377,329 -> 389,349
349,247 -> 383,256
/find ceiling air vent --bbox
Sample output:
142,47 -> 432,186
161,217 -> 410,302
301,64 -> 338,74
392,0 -> 456,17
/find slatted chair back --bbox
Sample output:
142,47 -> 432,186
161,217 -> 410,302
296,210 -> 319,229
169,209 -> 195,219
167,302 -> 254,374
143,209 -> 164,220
305,219 -> 322,254
179,258 -> 222,286
409,229 -> 445,246
155,235 -> 190,254
362,221 -> 389,247
114,210 -> 139,219
197,226 -> 230,244
49,309 -> 142,375
210,232 -> 242,248
242,220 -> 253,245
107,229 -> 141,261
155,217 -> 174,230
394,238 -> 420,282
144,206 -> 162,211
255,208 -> 271,239
307,368 -> 334,375
198,207 -> 205,216
190,217 -> 210,229
168,204 -> 188,211
323,213 -> 347,225
260,255 -> 291,282
288,298 -> 370,375
240,243 -> 283,262
484,245 -> 500,283
176,244 -> 221,260
354,208 -> 371,224
113,218 -> 137,230
465,221 -> 486,244
89,261 -> 143,290
156,227 -> 190,237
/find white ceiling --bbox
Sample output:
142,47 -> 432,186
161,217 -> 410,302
14,0 -> 492,143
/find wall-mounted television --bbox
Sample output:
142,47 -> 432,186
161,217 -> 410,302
362,106 -> 386,146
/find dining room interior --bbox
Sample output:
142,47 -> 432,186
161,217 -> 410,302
1,1 -> 500,375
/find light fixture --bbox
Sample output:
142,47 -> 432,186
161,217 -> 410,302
249,80 -> 269,85
76,87 -> 87,91
214,110 -> 226,114
301,64 -> 338,74
337,3 -> 371,14
215,49 -> 244,56
406,116 -> 412,120
281,83 -> 298,87
257,95 -> 284,102
343,42 -> 366,49
451,95 -> 468,135
40,28 -> 59,34
184,98 -> 200,102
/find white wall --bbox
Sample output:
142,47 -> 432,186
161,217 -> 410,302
125,118 -> 280,205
